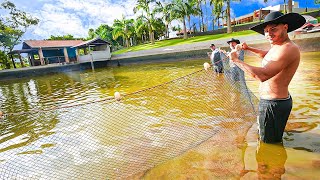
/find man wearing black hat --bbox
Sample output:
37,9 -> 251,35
228,11 -> 306,143
227,38 -> 244,82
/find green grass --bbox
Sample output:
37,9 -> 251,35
112,30 -> 257,55
300,10 -> 320,15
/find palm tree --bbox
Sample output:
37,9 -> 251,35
134,0 -> 157,44
112,15 -> 134,48
154,1 -> 173,39
288,0 -> 293,13
210,0 -> 224,29
134,16 -> 148,43
196,0 -> 205,32
171,0 -> 198,39
210,0 -> 239,33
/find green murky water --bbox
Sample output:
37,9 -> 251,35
0,52 -> 319,179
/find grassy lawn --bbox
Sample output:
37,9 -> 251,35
112,30 -> 257,55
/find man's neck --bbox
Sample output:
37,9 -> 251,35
271,36 -> 290,46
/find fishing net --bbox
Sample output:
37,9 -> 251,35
0,60 -> 258,179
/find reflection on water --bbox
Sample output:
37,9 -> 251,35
0,52 -> 319,179
256,142 -> 287,180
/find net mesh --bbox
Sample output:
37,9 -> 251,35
0,64 -> 258,179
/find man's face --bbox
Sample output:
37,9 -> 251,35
229,42 -> 237,50
264,23 -> 288,44
210,45 -> 215,50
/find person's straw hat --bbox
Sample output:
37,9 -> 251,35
250,11 -> 306,35
227,38 -> 240,44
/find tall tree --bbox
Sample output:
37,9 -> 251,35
171,0 -> 198,39
210,0 -> 224,29
288,0 -> 293,13
112,15 -> 134,48
154,1 -> 173,39
88,28 -> 95,39
0,0 -> 38,69
210,0 -> 241,33
48,34 -> 78,40
134,0 -> 157,44
0,1 -> 39,52
196,0 -> 205,32
134,17 -> 149,43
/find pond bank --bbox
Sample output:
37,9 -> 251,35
112,32 -> 320,65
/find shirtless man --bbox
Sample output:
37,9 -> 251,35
228,11 -> 306,143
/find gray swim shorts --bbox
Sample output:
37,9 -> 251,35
258,95 -> 292,143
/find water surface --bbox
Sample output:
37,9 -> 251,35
0,52 -> 319,179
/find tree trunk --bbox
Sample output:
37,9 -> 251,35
10,55 -> 16,69
165,23 -> 169,39
288,0 -> 293,13
126,38 -> 130,48
183,18 -> 187,40
212,17 -> 215,30
198,2 -> 202,32
200,3 -> 205,32
283,0 -> 287,14
18,53 -> 24,67
226,0 -> 232,33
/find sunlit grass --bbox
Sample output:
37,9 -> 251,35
112,30 -> 257,55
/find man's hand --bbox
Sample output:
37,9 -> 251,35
241,42 -> 249,50
228,50 -> 239,62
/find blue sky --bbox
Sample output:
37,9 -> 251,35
2,0 -> 320,41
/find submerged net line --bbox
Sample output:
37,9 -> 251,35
0,62 -> 259,179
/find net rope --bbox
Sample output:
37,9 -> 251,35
0,59 -> 259,179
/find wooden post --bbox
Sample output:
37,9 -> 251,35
10,55 -> 16,68
38,47 -> 45,65
76,48 -> 80,62
18,53 -> 24,67
63,47 -> 70,63
28,54 -> 33,66
30,53 -> 35,66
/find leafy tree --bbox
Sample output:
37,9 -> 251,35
0,0 -> 38,69
210,0 -> 242,33
210,0 -> 224,29
0,0 -> 39,52
48,34 -> 79,40
88,28 -> 95,40
154,1 -> 174,39
171,0 -> 198,39
152,17 -> 166,40
112,15 -> 134,48
195,0 -> 205,32
134,17 -> 149,44
0,50 -> 11,69
134,0 -> 157,44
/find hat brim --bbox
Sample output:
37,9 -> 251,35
227,40 -> 240,44
250,13 -> 306,35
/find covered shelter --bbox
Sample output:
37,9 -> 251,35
72,38 -> 111,63
9,40 -> 84,67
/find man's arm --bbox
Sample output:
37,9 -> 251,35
242,42 -> 268,58
229,45 -> 298,82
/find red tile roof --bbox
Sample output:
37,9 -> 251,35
24,40 -> 84,48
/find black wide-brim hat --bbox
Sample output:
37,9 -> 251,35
227,38 -> 240,44
250,11 -> 306,35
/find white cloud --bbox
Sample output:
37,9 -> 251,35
245,0 -> 282,6
14,0 -> 138,40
